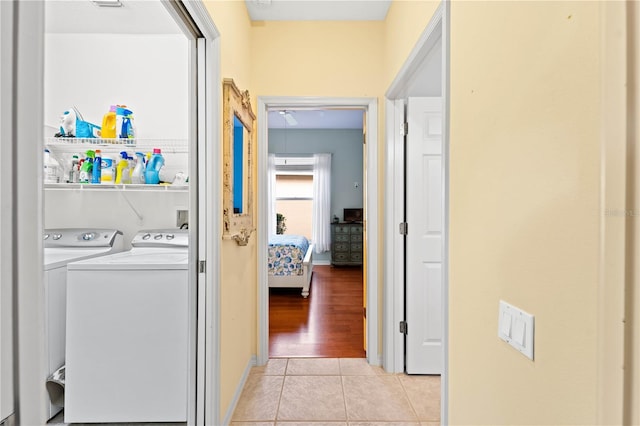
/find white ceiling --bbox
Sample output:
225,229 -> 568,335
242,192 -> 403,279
245,0 -> 392,21
45,0 -> 181,34
268,109 -> 364,129
45,0 -> 393,35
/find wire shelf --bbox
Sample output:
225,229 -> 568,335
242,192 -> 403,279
44,137 -> 189,154
44,183 -> 189,192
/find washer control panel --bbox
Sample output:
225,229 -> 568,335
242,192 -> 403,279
131,229 -> 188,248
44,229 -> 123,248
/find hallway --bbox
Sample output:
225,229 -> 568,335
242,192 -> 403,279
230,358 -> 440,425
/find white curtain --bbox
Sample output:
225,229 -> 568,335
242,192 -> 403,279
312,153 -> 331,253
268,154 -> 277,236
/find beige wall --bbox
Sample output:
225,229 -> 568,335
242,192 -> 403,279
383,0 -> 440,86
600,2 -> 627,423
203,1 -> 634,424
449,1 -> 601,424
627,2 -> 640,423
203,1 -> 256,421
250,21 -> 384,97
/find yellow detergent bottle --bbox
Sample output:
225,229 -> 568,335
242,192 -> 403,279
101,105 -> 117,138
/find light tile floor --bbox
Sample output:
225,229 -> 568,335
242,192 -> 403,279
231,358 -> 440,426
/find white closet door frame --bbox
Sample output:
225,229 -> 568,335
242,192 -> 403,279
177,2 -> 222,425
384,1 -> 449,424
11,1 -> 48,424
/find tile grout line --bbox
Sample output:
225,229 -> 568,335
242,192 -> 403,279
339,359 -> 349,423
273,359 -> 289,424
397,374 -> 422,423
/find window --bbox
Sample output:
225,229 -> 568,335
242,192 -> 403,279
275,173 -> 313,240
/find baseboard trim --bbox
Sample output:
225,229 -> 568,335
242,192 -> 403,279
312,260 -> 331,266
222,355 -> 257,426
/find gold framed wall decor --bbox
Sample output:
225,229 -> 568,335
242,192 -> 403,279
222,78 -> 256,245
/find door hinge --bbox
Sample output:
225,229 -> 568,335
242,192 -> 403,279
399,321 -> 408,335
199,260 -> 206,273
399,222 -> 408,235
363,307 -> 366,318
401,122 -> 408,136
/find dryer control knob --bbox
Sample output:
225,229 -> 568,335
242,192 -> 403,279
154,234 -> 163,240
166,234 -> 174,240
142,233 -> 151,240
53,234 -> 62,240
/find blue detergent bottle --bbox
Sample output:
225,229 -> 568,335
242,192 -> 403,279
144,148 -> 164,184
91,149 -> 102,184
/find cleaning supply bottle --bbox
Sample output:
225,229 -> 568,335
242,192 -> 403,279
127,152 -> 135,176
144,148 -> 164,185
78,150 -> 94,183
43,149 -> 60,184
101,105 -> 117,138
119,108 -> 135,139
101,154 -> 115,183
131,152 -> 146,184
91,149 -> 102,184
68,154 -> 79,183
115,151 -> 132,184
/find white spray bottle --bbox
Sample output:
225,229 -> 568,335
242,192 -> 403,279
131,152 -> 146,184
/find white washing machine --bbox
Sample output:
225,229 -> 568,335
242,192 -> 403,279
43,228 -> 123,419
64,229 -> 189,423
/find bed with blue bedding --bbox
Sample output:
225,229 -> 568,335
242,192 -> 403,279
268,234 -> 314,297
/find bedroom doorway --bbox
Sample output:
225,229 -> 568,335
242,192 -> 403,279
266,111 -> 365,357
257,97 -> 379,365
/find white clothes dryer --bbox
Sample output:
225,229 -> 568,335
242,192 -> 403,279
43,228 -> 123,419
64,229 -> 189,423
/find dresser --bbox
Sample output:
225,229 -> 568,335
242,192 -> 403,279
331,223 -> 363,266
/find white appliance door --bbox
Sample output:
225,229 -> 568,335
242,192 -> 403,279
406,97 -> 444,374
65,269 -> 188,423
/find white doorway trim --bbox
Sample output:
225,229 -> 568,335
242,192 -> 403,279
177,2 -> 222,424
11,1 -> 48,423
383,1 -> 449,424
257,97 -> 379,366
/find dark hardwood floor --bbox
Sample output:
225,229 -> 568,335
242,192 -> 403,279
269,265 -> 365,358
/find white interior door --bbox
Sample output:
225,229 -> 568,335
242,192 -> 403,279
405,97 -> 443,374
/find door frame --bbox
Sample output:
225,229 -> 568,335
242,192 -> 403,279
256,96 -> 379,366
383,1 -> 449,424
177,2 -> 222,424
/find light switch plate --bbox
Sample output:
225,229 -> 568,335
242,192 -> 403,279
498,300 -> 534,360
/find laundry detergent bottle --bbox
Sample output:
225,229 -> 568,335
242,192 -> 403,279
100,105 -> 117,138
101,155 -> 115,183
91,149 -> 102,184
131,152 -> 146,184
43,149 -> 60,184
144,148 -> 164,185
